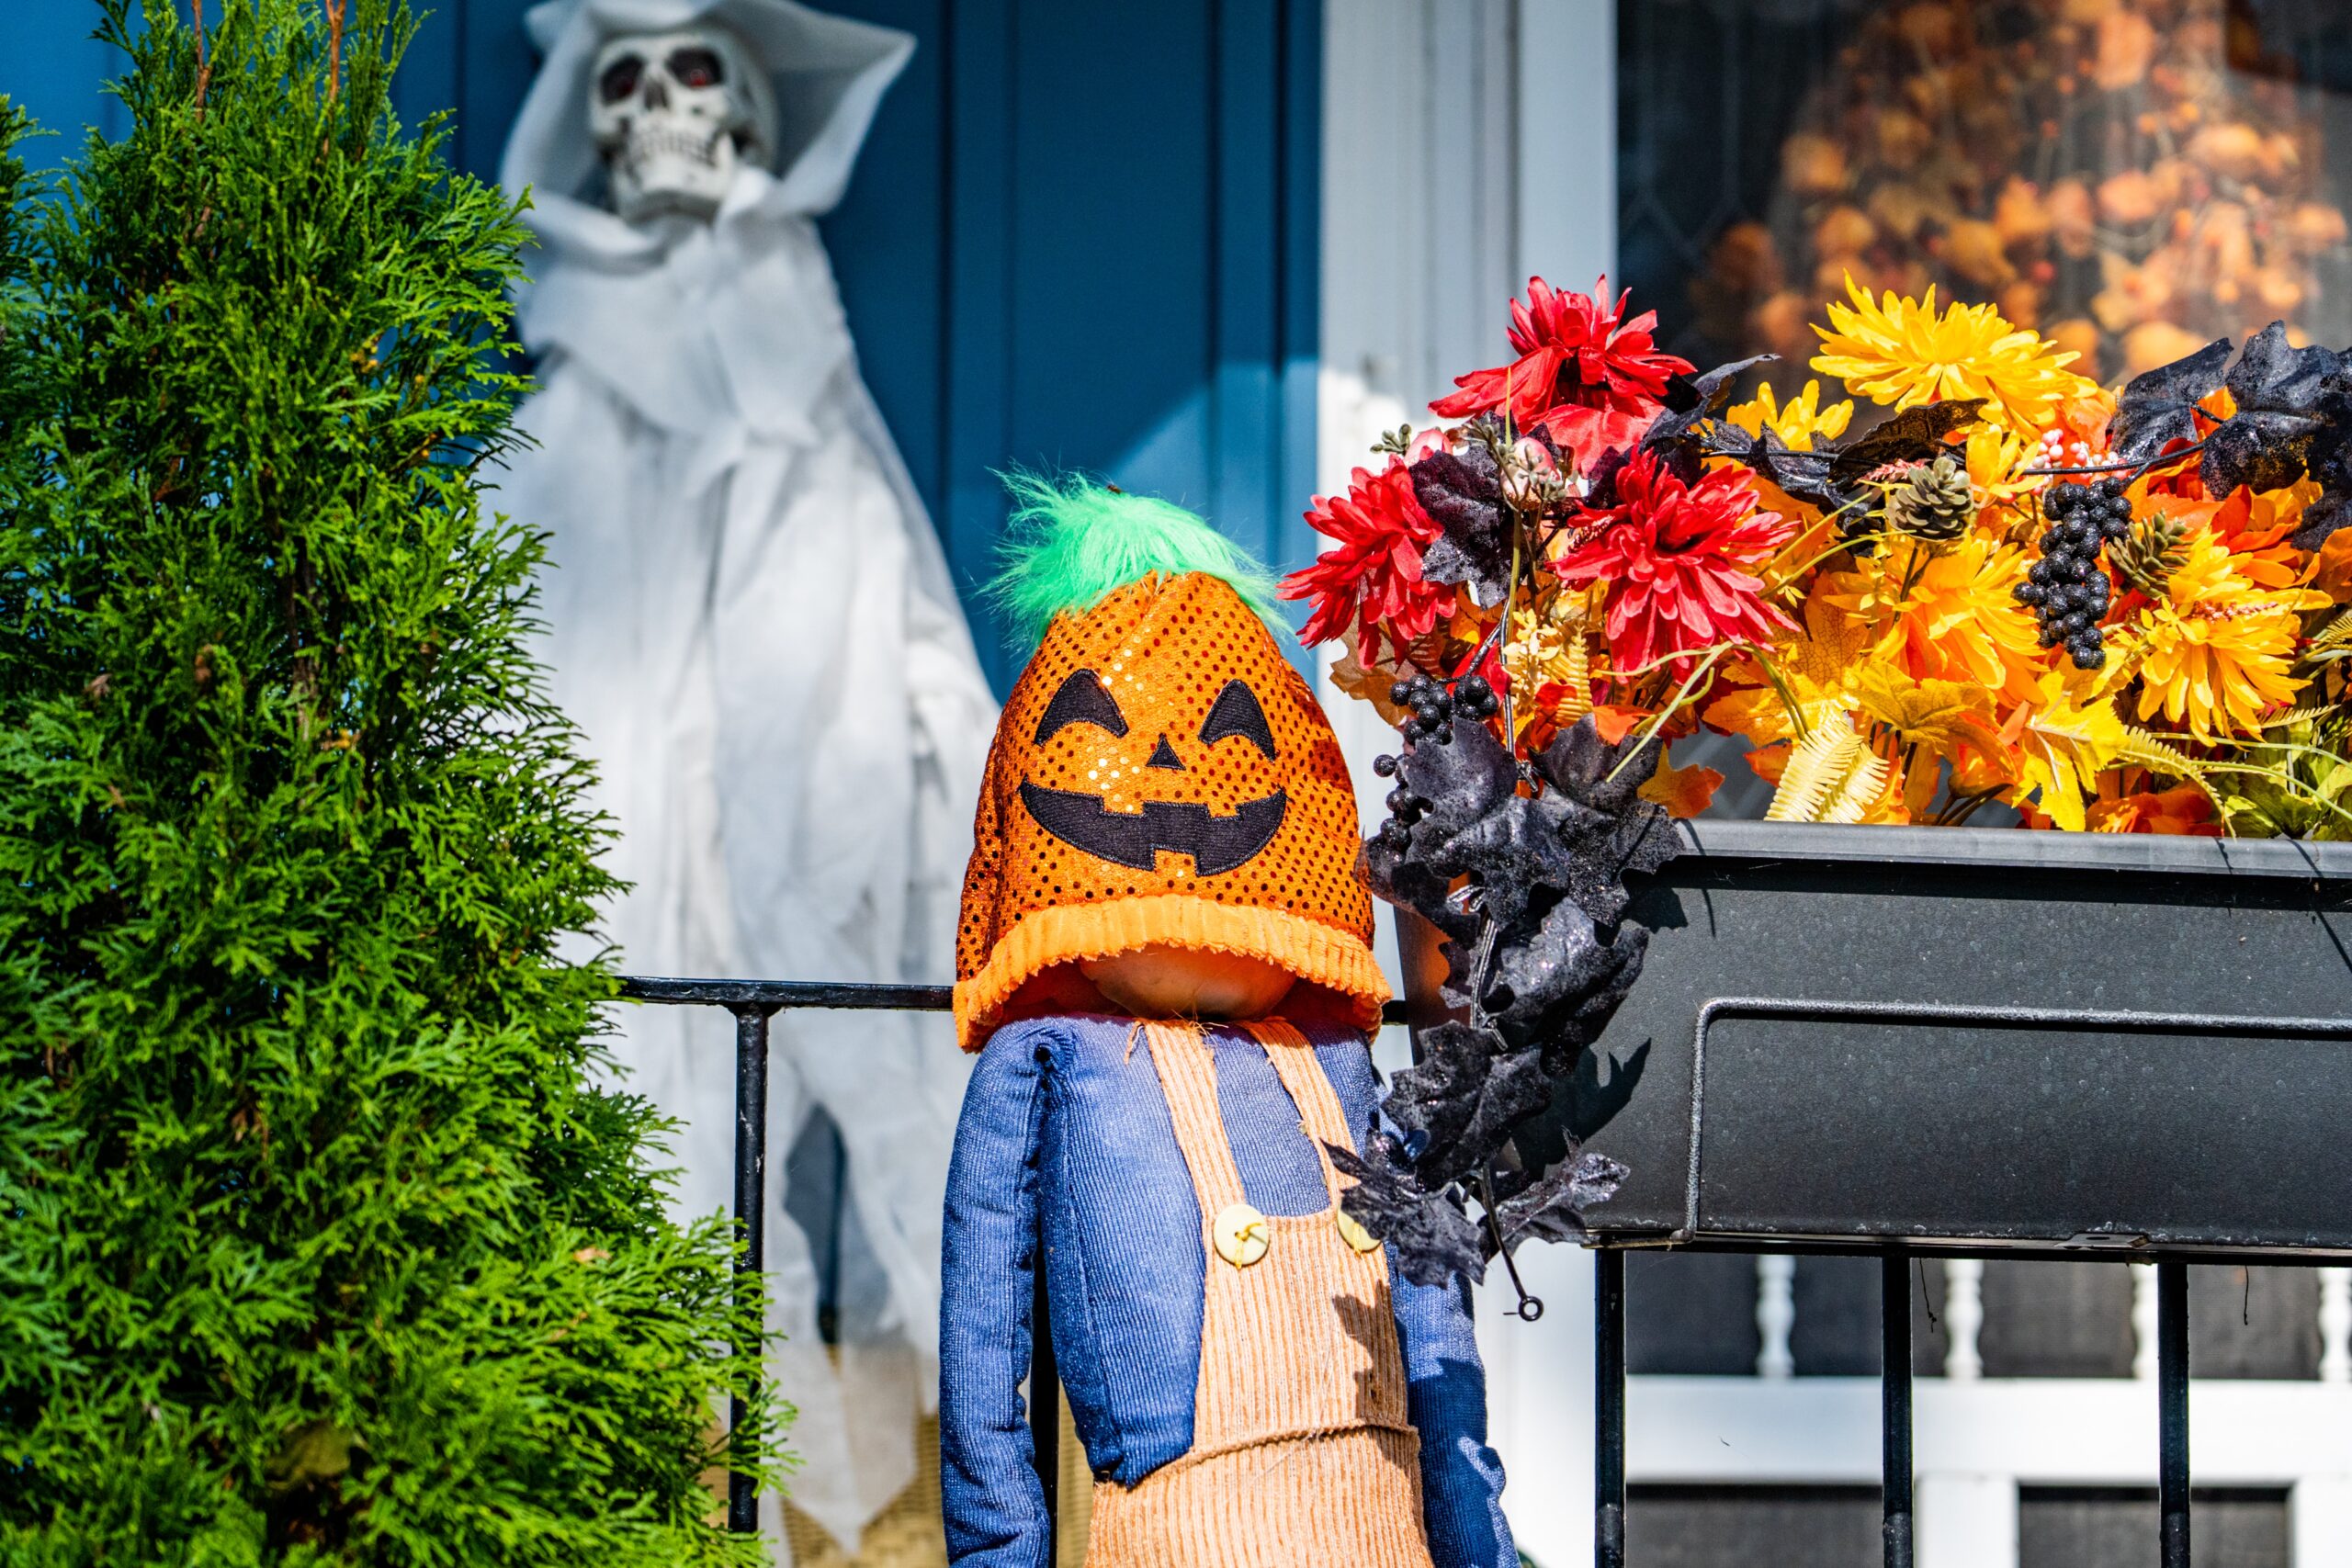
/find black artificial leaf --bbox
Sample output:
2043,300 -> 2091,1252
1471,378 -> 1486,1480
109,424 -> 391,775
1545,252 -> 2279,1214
1554,800 -> 1677,926
2109,334 -> 2232,467
1411,442 -> 1511,604
1383,1021 -> 1559,1189
1554,923 -> 1650,1044
1396,711 -> 1519,842
1581,446 -> 1634,510
1357,835 -> 1456,935
1442,1043 -> 1557,1190
2291,488 -> 2352,552
1327,1135 -> 1488,1286
1642,354 -> 1778,481
1381,1021 -> 1502,1160
1488,1148 -> 1629,1257
1699,423 -> 1851,515
1482,897 -> 1651,1052
1826,400 -> 1986,487
2201,321 -> 2346,497
1535,713 -> 1659,814
1428,795 -> 1581,929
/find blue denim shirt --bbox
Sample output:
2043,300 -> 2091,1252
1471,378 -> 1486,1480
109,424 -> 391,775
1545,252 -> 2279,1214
939,1013 -> 1514,1567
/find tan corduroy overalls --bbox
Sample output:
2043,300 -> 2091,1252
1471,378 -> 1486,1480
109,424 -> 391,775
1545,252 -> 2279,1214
1085,1021 -> 1438,1568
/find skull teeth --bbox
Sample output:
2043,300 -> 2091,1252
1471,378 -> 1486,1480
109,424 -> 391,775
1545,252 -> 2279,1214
620,123 -> 727,172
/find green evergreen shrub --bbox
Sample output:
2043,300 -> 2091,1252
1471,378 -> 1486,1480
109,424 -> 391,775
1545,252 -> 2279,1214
0,4 -> 779,1562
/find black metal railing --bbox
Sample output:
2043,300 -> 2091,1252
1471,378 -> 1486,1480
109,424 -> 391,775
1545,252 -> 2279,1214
1585,1243 -> 2211,1568
624,974 -> 2240,1568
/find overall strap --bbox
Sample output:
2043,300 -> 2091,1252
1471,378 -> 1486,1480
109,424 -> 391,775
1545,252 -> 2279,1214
1243,1020 -> 1359,1207
1141,1021 -> 1248,1217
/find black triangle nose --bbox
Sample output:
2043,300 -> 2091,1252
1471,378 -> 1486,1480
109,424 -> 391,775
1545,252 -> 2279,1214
1146,734 -> 1183,771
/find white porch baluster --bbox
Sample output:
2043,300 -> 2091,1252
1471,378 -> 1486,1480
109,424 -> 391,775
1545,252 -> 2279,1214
2320,1268 -> 2352,1384
1756,1255 -> 1795,1379
2133,1261 -> 2161,1382
1944,1258 -> 1984,1382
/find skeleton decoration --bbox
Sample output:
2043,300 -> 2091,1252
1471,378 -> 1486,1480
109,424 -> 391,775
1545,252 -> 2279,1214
590,27 -> 775,223
500,3 -> 1000,1559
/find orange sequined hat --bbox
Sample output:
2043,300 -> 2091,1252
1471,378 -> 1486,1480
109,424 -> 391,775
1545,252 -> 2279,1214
954,478 -> 1386,1051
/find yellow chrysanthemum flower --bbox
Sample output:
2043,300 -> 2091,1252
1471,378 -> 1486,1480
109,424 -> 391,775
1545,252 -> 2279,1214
1966,423 -> 2042,507
1727,378 -> 1855,452
1812,275 -> 2099,433
1820,536 -> 2044,697
2127,530 -> 2327,741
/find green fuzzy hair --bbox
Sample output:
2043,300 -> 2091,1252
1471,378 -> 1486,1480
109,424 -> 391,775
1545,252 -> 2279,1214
988,470 -> 1288,654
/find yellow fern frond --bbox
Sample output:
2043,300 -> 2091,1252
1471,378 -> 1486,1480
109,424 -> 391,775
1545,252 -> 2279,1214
2308,607 -> 2352,652
2258,701 -> 2346,729
1822,750 -> 1893,823
2116,724 -> 2205,780
1556,634 -> 1593,724
1766,716 -> 1864,822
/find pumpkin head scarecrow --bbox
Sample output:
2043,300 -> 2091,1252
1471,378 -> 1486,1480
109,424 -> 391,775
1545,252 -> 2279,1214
939,477 -> 1515,1568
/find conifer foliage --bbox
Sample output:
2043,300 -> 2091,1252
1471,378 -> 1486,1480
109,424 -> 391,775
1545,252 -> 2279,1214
0,4 -> 777,1561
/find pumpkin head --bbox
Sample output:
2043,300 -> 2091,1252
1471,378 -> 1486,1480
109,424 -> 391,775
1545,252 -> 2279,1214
954,479 -> 1385,1050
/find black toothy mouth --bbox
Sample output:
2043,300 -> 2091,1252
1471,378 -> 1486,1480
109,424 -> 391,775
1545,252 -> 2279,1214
1019,783 -> 1287,875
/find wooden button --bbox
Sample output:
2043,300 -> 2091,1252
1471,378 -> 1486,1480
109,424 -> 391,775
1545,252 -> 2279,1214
1335,1206 -> 1383,1255
1212,1201 -> 1271,1268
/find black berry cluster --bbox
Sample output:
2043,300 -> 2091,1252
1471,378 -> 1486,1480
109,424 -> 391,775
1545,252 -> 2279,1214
2016,478 -> 2129,670
1372,673 -> 1501,849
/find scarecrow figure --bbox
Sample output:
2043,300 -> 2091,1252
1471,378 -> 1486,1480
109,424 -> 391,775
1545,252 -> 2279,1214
940,479 -> 1514,1567
499,1 -> 999,1554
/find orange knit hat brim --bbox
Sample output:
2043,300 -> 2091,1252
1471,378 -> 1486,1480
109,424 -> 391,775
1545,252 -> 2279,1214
953,893 -> 1390,1051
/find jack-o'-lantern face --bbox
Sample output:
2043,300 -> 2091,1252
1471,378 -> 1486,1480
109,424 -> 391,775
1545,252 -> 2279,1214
954,571 -> 1386,1049
1018,669 -> 1285,874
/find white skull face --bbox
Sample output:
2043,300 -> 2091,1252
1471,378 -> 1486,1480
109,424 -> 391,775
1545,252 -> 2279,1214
589,27 -> 778,225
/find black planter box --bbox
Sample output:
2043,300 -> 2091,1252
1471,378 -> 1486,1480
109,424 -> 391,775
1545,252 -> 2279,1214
1537,823 -> 2352,1258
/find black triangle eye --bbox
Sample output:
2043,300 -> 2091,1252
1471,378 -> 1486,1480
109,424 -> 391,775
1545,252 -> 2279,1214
1035,670 -> 1128,744
1198,680 -> 1275,759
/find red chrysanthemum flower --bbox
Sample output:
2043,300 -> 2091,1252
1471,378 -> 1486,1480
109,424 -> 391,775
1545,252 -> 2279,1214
1430,276 -> 1694,431
1552,450 -> 1798,676
1281,459 -> 1452,664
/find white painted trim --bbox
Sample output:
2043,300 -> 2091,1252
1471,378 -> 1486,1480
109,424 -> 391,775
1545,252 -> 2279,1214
1627,1375 -> 2352,1485
1944,1258 -> 1984,1383
1756,1256 -> 1795,1380
1918,1473 -> 2018,1568
1514,0 -> 1614,291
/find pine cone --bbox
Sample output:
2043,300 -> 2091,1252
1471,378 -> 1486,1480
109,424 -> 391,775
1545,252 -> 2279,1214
2110,511 -> 2192,598
1885,455 -> 1977,542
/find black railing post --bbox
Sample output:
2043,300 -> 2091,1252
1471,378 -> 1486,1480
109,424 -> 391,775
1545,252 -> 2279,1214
1031,1258 -> 1060,1566
1881,1249 -> 1914,1568
1596,1247 -> 1626,1568
2158,1258 -> 2191,1568
728,1003 -> 774,1536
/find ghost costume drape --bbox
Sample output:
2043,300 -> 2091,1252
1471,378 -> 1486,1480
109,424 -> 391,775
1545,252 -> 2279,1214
499,2 -> 998,1556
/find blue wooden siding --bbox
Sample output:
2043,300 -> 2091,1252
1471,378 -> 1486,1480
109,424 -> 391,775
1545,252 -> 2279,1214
0,0 -> 1320,694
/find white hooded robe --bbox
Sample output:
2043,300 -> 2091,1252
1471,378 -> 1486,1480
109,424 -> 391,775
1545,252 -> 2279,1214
498,2 -> 998,1555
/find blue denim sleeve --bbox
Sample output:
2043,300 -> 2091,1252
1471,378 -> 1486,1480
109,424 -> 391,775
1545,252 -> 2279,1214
1392,1269 -> 1516,1568
1315,1034 -> 1516,1568
939,1021 -> 1057,1568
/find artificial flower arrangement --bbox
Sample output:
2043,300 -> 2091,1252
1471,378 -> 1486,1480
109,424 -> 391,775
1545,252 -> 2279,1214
1286,275 -> 2352,840
1283,276 -> 2352,1287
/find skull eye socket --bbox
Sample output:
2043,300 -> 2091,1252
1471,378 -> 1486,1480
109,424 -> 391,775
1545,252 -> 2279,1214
1198,680 -> 1275,760
667,47 -> 726,90
1035,670 -> 1128,745
597,54 -> 646,104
